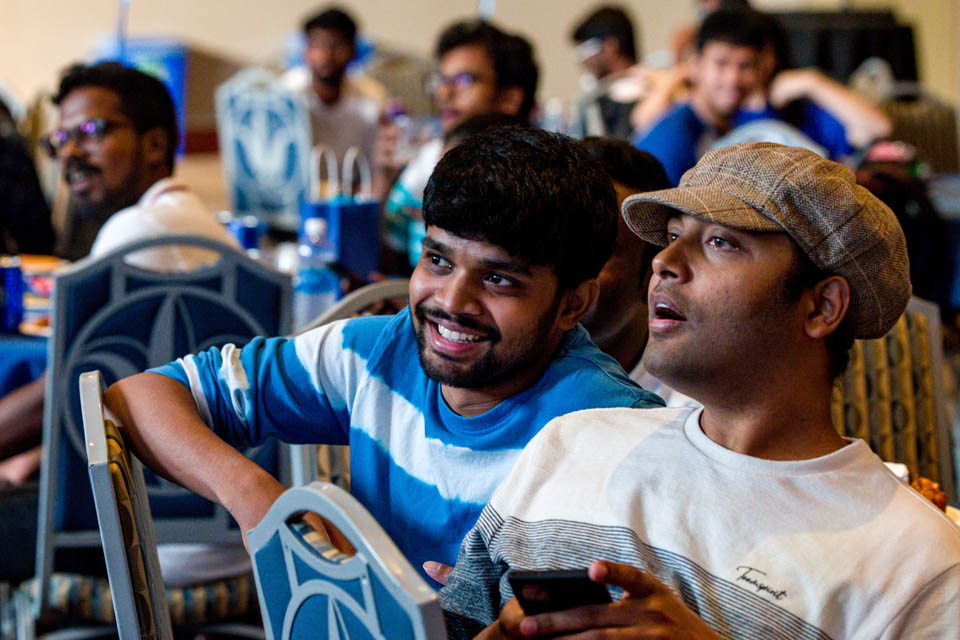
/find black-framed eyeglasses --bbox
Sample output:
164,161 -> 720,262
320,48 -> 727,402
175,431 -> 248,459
43,118 -> 131,157
426,71 -> 490,96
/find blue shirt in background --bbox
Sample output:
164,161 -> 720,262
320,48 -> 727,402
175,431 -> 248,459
633,100 -> 851,185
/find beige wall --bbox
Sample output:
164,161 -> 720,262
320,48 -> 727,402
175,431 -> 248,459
1,1 -> 956,119
0,0 -> 689,112
755,0 -> 959,106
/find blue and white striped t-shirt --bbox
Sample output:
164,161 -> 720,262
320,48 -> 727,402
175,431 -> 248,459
151,311 -> 664,573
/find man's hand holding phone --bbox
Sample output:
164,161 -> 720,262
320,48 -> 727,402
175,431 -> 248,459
480,561 -> 724,639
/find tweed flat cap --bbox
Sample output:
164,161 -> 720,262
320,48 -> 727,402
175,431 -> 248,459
622,142 -> 911,338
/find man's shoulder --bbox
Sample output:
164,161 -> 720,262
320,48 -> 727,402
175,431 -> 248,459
542,327 -> 664,409
645,102 -> 703,134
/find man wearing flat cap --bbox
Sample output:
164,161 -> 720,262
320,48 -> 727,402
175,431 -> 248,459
440,143 -> 960,639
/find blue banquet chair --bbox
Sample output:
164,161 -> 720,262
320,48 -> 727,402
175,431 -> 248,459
16,235 -> 292,639
248,481 -> 446,640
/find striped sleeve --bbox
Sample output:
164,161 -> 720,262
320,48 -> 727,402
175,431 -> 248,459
439,506 -> 509,636
148,321 -> 358,448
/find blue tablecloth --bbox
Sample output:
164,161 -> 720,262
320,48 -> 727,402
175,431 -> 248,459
0,333 -> 47,396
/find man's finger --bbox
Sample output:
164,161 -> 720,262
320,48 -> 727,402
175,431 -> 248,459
423,561 -> 454,585
589,561 -> 660,598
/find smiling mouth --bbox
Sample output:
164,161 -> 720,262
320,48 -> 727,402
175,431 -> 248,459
65,164 -> 100,189
436,323 -> 484,343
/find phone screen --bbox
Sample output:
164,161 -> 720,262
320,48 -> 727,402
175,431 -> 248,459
508,568 -> 612,615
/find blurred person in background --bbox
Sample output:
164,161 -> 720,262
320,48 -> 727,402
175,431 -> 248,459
579,137 -> 695,407
0,62 -> 237,584
634,7 -> 890,184
374,19 -> 538,275
569,5 -> 640,140
0,96 -> 55,255
281,6 -> 386,164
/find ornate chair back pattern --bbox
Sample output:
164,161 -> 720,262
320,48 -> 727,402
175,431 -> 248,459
831,297 -> 956,502
216,67 -> 312,232
248,482 -> 446,640
37,234 -> 293,611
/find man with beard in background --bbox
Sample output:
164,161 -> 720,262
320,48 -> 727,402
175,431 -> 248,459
0,62 -> 234,583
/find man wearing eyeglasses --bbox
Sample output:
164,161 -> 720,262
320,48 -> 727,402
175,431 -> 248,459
48,61 -> 233,263
376,19 -> 539,274
569,6 -> 643,140
0,61 -> 235,584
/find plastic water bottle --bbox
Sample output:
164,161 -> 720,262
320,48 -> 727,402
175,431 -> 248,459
293,217 -> 340,330
386,101 -> 418,165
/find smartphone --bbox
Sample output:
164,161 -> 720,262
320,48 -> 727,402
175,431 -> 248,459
508,568 -> 612,615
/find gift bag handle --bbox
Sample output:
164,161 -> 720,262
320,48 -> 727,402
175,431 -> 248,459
309,145 -> 340,202
342,146 -> 373,201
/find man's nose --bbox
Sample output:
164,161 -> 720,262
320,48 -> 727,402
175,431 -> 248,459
57,136 -> 84,163
434,272 -> 482,316
651,239 -> 691,282
433,83 -> 453,105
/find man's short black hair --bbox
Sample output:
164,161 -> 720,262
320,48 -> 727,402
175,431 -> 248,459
696,6 -> 770,53
579,137 -> 669,193
303,6 -> 357,43
571,5 -> 638,62
424,125 -> 617,292
580,137 -> 669,285
435,20 -> 539,122
442,113 -> 528,148
53,61 -> 178,173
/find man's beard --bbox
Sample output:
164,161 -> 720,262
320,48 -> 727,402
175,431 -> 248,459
64,158 -> 141,220
411,294 -> 562,390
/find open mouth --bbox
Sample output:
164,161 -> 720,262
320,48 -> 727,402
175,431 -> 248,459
649,294 -> 687,330
653,302 -> 686,321
64,164 -> 100,191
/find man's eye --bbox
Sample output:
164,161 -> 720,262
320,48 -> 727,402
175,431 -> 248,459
667,232 -> 680,243
708,236 -> 732,249
428,254 -> 451,268
484,273 -> 514,287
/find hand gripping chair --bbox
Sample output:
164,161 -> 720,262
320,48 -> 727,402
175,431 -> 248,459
247,481 -> 446,640
17,235 -> 292,639
289,279 -> 410,489
831,296 -> 957,503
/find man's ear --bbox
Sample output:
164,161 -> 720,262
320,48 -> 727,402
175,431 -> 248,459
495,86 -> 525,116
804,276 -> 850,339
141,127 -> 169,167
557,278 -> 600,331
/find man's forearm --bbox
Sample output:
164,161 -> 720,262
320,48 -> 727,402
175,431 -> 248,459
0,375 -> 45,460
773,69 -> 892,148
105,372 -> 285,530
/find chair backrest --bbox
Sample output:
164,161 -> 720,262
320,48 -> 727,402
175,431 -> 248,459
289,279 -> 410,487
36,234 -> 293,611
248,481 -> 446,640
81,370 -> 174,640
832,296 -> 956,502
881,88 -> 959,173
216,67 -> 312,232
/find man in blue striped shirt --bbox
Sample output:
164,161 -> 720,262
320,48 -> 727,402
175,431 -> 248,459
105,126 -> 664,576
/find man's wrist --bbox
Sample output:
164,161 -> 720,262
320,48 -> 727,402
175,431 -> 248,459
221,464 -> 285,531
